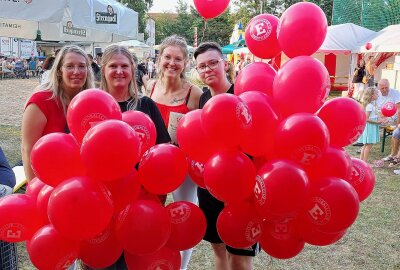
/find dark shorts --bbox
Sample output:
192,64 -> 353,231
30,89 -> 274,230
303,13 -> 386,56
197,187 -> 260,257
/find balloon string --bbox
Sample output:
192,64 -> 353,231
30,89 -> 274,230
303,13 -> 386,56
201,19 -> 207,43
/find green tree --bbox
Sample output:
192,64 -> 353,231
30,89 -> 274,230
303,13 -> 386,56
116,0 -> 154,39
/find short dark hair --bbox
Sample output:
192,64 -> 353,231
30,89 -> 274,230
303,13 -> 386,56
194,42 -> 223,59
87,54 -> 93,60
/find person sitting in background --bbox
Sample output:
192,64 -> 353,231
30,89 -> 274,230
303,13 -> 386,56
1,57 -> 15,77
0,146 -> 18,270
377,79 -> 400,166
21,45 -> 94,181
40,56 -> 55,84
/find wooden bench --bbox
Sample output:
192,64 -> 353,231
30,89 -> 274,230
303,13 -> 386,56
330,75 -> 350,92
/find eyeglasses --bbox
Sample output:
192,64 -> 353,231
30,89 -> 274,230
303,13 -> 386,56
196,59 -> 223,73
62,64 -> 87,72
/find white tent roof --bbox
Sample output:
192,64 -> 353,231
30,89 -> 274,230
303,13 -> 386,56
353,24 -> 400,53
0,0 -> 138,42
116,40 -> 149,48
318,23 -> 376,54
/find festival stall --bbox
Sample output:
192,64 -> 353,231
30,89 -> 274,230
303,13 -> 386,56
0,0 -> 138,43
353,24 -> 400,90
279,23 -> 376,92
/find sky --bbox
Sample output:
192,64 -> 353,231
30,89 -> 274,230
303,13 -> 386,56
149,0 -> 194,13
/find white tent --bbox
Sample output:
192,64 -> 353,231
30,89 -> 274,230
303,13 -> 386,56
0,0 -> 138,42
353,24 -> 400,53
318,23 -> 376,54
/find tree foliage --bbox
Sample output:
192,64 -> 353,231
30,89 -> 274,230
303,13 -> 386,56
152,0 -> 334,46
116,0 -> 154,39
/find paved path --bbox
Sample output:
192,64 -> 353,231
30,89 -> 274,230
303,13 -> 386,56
0,78 -> 39,126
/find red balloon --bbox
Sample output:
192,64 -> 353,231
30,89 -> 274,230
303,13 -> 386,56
125,247 -> 181,270
217,202 -> 263,249
239,92 -> 280,156
187,159 -> 206,189
245,14 -> 281,59
272,56 -> 330,117
274,113 -> 329,169
36,185 -> 54,224
299,223 -> 346,246
204,150 -> 256,203
116,200 -> 171,255
234,62 -> 277,96
381,102 -> 397,117
136,188 -> 163,204
104,169 -> 141,212
278,2 -> 327,58
317,97 -> 366,147
122,110 -> 157,158
165,201 -> 206,251
138,144 -> 188,194
48,176 -> 114,240
193,0 -> 230,19
302,177 -> 359,233
260,218 -> 305,259
310,147 -> 352,180
67,88 -> 122,143
254,160 -> 310,219
0,194 -> 43,242
201,94 -> 252,149
26,177 -> 46,199
346,158 -> 375,202
365,42 -> 372,50
81,120 -> 140,181
79,219 -> 123,269
31,133 -> 85,187
177,110 -> 219,163
27,224 -> 79,270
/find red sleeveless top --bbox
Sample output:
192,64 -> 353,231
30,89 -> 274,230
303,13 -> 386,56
150,82 -> 192,127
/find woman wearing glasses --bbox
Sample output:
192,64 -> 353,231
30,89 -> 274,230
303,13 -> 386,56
21,45 -> 94,181
143,35 -> 202,270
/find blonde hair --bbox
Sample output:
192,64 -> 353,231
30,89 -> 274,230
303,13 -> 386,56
226,61 -> 235,83
100,45 -> 138,110
37,45 -> 94,113
156,35 -> 189,80
361,87 -> 377,108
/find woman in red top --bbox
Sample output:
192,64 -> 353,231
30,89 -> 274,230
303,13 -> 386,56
21,45 -> 94,181
144,35 -> 202,270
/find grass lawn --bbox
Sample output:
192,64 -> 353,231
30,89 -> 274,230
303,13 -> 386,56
0,105 -> 399,270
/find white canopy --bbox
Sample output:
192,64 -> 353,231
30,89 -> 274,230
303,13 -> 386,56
116,40 -> 149,48
0,0 -> 138,42
318,23 -> 376,54
353,24 -> 400,53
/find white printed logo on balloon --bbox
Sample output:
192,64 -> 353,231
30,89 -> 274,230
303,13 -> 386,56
245,219 -> 263,242
250,18 -> 272,41
236,102 -> 252,128
308,197 -> 331,225
149,260 -> 174,270
0,223 -> 24,241
81,112 -> 107,133
292,145 -> 321,165
350,163 -> 365,186
169,204 -> 191,224
254,175 -> 266,205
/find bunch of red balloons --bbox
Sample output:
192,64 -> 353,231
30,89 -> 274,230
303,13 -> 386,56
0,89 -> 207,269
176,2 -> 374,260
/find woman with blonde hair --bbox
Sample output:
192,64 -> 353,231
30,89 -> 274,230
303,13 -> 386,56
143,35 -> 203,270
21,44 -> 94,181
